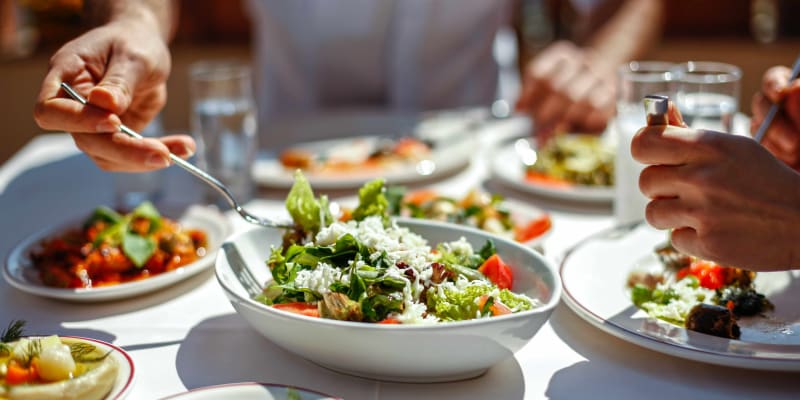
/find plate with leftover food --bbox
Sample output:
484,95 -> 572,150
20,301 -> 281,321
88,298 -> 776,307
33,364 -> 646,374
159,382 -> 339,400
560,222 -> 800,371
0,322 -> 134,400
491,135 -> 614,203
3,202 -> 229,302
252,133 -> 474,189
386,187 -> 552,248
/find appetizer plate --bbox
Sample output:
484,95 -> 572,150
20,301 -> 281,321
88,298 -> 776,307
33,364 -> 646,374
81,336 -> 135,400
3,205 -> 230,302
6,336 -> 136,400
560,222 -> 800,371
252,134 -> 474,190
216,218 -> 560,382
490,137 -> 614,203
159,382 -> 339,400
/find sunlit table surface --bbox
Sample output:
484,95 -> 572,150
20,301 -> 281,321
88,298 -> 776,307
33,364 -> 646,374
0,117 -> 797,400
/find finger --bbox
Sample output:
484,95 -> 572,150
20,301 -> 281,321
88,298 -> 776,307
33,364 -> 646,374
631,125 -> 704,165
667,101 -> 687,128
638,164 -> 684,199
645,197 -> 690,230
71,131 -> 172,172
35,97 -> 121,133
87,49 -> 149,115
160,135 -> 196,159
35,60 -> 122,133
762,66 -> 791,103
523,52 -> 570,115
560,74 -> 600,131
669,227 -> 702,259
783,81 -> 800,129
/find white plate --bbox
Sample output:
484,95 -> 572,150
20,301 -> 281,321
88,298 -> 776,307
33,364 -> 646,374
491,137 -> 614,203
7,336 -> 136,400
383,191 -> 552,249
81,336 -> 136,400
159,382 -> 339,400
252,134 -> 474,189
3,205 -> 230,302
560,222 -> 800,371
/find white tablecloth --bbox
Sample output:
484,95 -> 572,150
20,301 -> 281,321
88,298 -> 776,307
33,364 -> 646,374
1,119 -> 797,399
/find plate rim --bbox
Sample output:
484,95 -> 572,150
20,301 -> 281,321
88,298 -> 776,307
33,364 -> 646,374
157,382 -> 341,400
252,133 -> 475,189
559,222 -> 800,371
2,205 -> 230,302
11,335 -> 136,400
490,136 -> 614,203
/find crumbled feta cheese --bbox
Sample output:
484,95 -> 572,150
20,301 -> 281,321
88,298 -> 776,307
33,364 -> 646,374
294,262 -> 342,294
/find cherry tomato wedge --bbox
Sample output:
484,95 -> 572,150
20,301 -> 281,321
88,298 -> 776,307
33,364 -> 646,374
514,214 -> 552,242
273,302 -> 321,318
478,254 -> 513,290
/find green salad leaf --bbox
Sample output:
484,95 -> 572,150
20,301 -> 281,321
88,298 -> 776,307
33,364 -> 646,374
352,178 -> 388,222
427,284 -> 533,321
286,170 -> 332,234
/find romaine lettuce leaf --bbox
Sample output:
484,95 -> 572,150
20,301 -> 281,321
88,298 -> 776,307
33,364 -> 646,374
285,170 -> 332,233
352,178 -> 388,221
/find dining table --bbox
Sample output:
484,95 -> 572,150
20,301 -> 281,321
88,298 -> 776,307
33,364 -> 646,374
0,115 -> 797,400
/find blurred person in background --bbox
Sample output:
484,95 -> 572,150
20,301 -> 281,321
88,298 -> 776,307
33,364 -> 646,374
33,0 -> 663,172
632,65 -> 800,272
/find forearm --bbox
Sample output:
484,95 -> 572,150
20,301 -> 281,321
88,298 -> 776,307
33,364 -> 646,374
83,0 -> 177,41
587,0 -> 664,72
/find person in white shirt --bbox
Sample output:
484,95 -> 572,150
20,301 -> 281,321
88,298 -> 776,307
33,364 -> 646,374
33,0 -> 663,171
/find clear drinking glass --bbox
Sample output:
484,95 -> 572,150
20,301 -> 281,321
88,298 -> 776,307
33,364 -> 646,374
614,61 -> 676,225
672,61 -> 741,133
190,60 -> 258,208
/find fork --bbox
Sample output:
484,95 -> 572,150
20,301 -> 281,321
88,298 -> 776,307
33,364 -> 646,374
60,82 -> 293,230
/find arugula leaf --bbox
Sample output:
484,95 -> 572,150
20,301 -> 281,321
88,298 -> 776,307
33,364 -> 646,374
385,185 -> 406,216
478,240 -> 497,262
361,294 -> 403,322
122,231 -> 157,268
352,178 -> 388,221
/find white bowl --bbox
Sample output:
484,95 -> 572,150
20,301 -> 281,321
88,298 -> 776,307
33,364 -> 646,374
215,218 -> 560,383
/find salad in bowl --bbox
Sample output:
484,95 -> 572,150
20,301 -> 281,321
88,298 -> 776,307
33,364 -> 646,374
215,172 -> 560,381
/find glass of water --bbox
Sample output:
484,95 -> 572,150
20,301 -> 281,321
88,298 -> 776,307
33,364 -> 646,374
190,60 -> 258,208
614,61 -> 676,225
672,61 -> 741,133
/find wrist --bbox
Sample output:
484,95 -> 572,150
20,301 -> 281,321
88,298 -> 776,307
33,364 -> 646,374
85,1 -> 173,41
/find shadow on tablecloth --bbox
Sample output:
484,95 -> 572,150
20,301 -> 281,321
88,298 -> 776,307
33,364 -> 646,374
546,304 -> 799,400
175,313 -> 527,400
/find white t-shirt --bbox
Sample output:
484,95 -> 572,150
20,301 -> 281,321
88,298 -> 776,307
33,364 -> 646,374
244,0 -> 512,132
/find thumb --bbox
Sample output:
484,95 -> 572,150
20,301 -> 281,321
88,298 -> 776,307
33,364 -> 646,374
87,53 -> 145,115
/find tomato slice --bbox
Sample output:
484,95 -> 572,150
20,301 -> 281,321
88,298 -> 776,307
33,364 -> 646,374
478,254 -> 513,290
273,302 -> 321,318
677,260 -> 726,290
514,214 -> 552,242
404,189 -> 439,206
377,318 -> 402,325
524,171 -> 572,188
